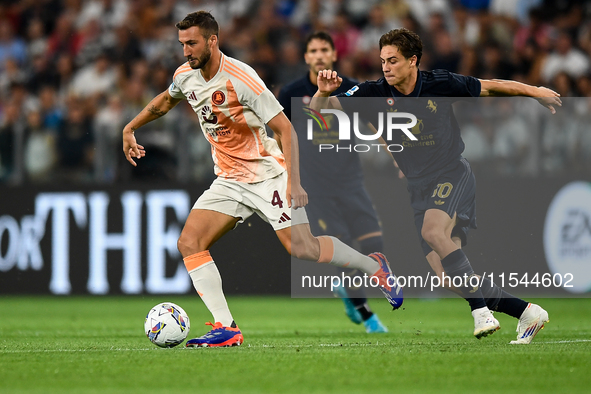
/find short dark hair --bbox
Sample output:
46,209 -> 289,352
379,28 -> 422,66
305,31 -> 335,51
175,11 -> 219,38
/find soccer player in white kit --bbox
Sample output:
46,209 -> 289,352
122,11 -> 402,347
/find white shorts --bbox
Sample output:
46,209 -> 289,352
192,171 -> 309,231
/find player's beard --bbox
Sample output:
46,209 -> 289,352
188,47 -> 211,70
312,62 -> 330,76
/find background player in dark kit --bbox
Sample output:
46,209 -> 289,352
312,28 -> 562,344
278,32 -> 388,333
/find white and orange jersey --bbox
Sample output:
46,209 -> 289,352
168,53 -> 286,183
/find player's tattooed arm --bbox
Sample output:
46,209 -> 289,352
123,89 -> 183,166
147,104 -> 167,117
124,90 -> 183,133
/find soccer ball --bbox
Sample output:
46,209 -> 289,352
144,302 -> 191,348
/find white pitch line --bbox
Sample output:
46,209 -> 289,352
535,339 -> 591,344
0,348 -> 157,354
0,343 -> 384,353
251,342 -> 381,348
3,340 -> 588,353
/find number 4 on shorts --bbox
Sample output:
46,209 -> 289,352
272,190 -> 283,208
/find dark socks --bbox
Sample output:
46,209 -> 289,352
359,235 -> 384,256
496,295 -> 529,318
337,268 -> 374,320
356,304 -> 374,321
479,276 -> 503,310
480,277 -> 528,318
342,282 -> 373,320
440,253 -> 529,318
441,249 -> 487,311
353,236 -> 384,320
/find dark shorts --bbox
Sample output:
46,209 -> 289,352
408,158 -> 477,256
305,188 -> 381,243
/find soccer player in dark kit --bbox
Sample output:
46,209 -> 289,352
278,32 -> 388,333
312,28 -> 562,344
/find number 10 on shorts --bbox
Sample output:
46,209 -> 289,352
431,182 -> 453,198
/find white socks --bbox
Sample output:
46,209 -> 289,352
184,237 -> 381,328
184,251 -> 234,327
316,236 -> 380,275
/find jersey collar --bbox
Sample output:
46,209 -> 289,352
198,52 -> 225,84
388,69 -> 423,98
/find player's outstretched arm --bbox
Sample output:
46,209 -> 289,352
310,69 -> 344,112
268,112 -> 308,209
122,90 -> 183,166
479,79 -> 562,114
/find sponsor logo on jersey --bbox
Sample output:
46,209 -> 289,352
188,91 -> 198,101
212,90 -> 225,105
205,126 -> 230,139
201,105 -> 218,124
389,108 -> 423,135
412,119 -> 424,135
434,200 -> 445,205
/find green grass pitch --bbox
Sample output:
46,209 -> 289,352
0,296 -> 589,393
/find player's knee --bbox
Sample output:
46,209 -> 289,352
177,232 -> 206,257
421,226 -> 446,248
177,235 -> 191,256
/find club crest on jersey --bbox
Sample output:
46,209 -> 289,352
427,100 -> 437,113
201,105 -> 218,124
212,90 -> 225,105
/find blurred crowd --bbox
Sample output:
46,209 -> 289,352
0,0 -> 590,186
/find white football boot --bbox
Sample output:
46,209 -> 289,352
472,307 -> 501,339
510,303 -> 549,344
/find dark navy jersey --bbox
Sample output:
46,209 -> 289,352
336,69 -> 481,180
279,73 -> 362,195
